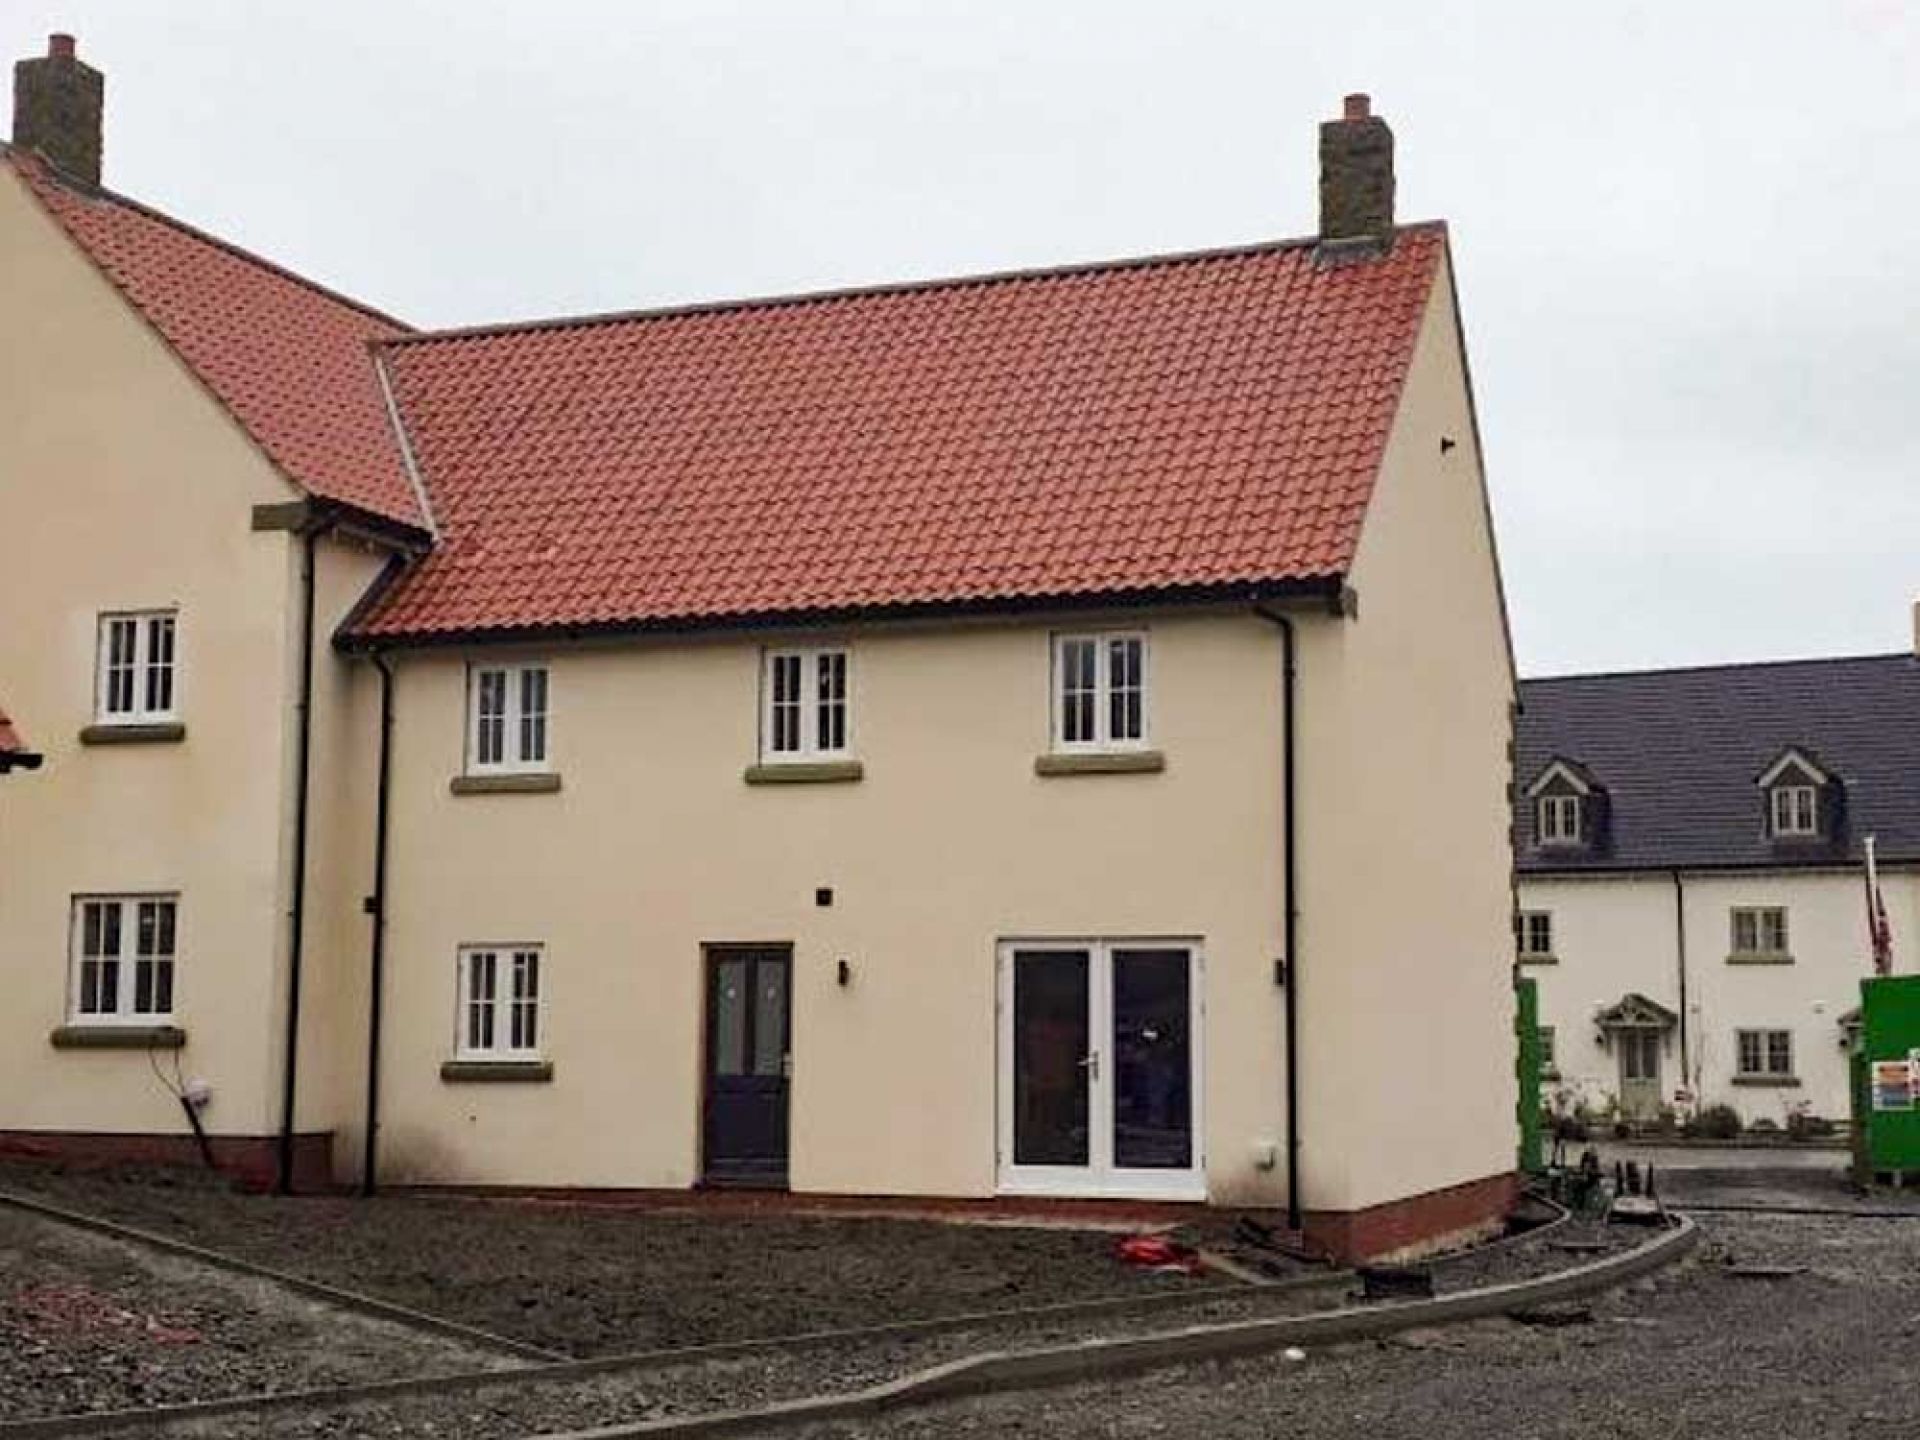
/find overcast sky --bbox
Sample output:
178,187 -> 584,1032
10,2 -> 1917,675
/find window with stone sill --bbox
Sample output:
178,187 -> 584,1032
70,895 -> 177,1023
456,945 -> 543,1060
1051,632 -> 1148,752
761,647 -> 851,762
467,663 -> 550,774
95,611 -> 177,724
1515,910 -> 1554,960
1731,906 -> 1790,957
1736,1027 -> 1794,1079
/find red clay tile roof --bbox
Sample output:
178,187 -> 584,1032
354,226 -> 1445,640
4,149 -> 425,530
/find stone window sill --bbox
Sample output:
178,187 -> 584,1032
50,1024 -> 186,1050
1731,1074 -> 1802,1088
1726,952 -> 1794,966
743,760 -> 864,785
450,772 -> 563,796
1034,750 -> 1166,777
79,722 -> 186,746
440,1059 -> 554,1083
1517,954 -> 1559,966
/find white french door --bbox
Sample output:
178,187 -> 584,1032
996,939 -> 1204,1200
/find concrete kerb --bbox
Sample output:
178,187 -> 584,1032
0,1187 -> 566,1363
534,1215 -> 1701,1440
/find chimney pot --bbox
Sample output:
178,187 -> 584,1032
1318,92 -> 1395,253
12,32 -> 103,185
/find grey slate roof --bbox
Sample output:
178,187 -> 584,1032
1515,653 -> 1920,874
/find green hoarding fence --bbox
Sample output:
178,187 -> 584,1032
1515,973 -> 1544,1175
1856,974 -> 1920,1178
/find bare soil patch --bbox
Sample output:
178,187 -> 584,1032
0,1163 -> 1193,1359
0,1206 -> 500,1422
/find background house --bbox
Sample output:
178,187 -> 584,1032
1516,630 -> 1920,1128
1,38 -> 1516,1257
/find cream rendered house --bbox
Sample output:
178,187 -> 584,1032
1,40 -> 1516,1256
1517,644 -> 1920,1129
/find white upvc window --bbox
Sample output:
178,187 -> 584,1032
1736,1027 -> 1794,1079
1731,906 -> 1790,957
1515,910 -> 1554,960
96,611 -> 178,723
70,895 -> 177,1023
456,945 -> 543,1058
761,647 -> 851,761
1051,632 -> 1148,751
1770,784 -> 1818,838
1537,794 -> 1583,845
467,663 -> 550,773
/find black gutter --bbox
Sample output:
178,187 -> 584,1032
334,576 -> 1349,656
275,526 -> 322,1195
361,654 -> 396,1196
1254,604 -> 1310,1232
1520,856 -> 1920,878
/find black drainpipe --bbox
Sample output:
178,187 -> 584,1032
361,653 -> 396,1196
1254,605 -> 1304,1232
276,524 -> 322,1195
1672,869 -> 1691,1091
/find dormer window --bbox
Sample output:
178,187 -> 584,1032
1538,794 -> 1583,845
1770,784 -> 1818,838
1524,757 -> 1599,851
1756,746 -> 1834,843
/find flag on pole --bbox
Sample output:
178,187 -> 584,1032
1865,833 -> 1894,976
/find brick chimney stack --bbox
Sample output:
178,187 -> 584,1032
13,33 -> 104,185
1318,92 -> 1394,252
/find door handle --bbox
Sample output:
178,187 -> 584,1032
1077,1052 -> 1100,1080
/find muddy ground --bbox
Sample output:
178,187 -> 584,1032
0,1205 -> 502,1421
36,1201 -> 1630,1438
0,1163 -> 1192,1357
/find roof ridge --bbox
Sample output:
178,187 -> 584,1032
2,143 -> 413,333
1522,651 -> 1915,687
381,220 -> 1451,349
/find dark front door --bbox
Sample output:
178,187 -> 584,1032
703,946 -> 792,1186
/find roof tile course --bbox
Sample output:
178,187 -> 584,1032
5,150 -> 423,529
9,139 -> 1447,635
1516,655 -> 1920,872
357,227 -> 1445,638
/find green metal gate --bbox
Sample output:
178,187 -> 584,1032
1515,974 -> 1543,1175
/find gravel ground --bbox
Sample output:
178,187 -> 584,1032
60,1207 -> 1642,1438
0,1163 -> 1188,1357
775,1212 -> 1920,1440
0,1206 -> 505,1422
1658,1164 -> 1920,1212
